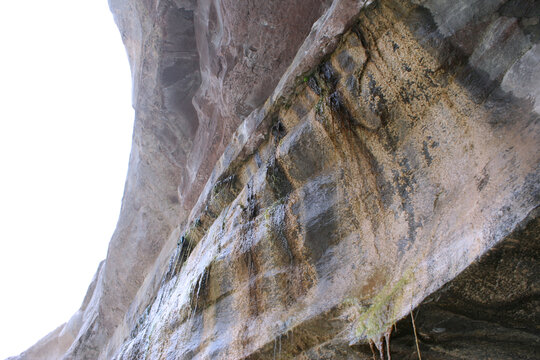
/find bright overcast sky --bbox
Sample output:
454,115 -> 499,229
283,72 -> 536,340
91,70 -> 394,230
0,1 -> 134,358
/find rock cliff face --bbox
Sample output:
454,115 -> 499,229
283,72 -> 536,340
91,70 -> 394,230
9,0 -> 539,359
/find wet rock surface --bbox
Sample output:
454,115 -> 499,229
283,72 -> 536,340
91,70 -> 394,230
8,0 -> 539,359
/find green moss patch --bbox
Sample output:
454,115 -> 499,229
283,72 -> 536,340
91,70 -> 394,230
354,267 -> 415,341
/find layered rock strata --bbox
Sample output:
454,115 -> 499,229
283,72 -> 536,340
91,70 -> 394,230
9,0 -> 539,359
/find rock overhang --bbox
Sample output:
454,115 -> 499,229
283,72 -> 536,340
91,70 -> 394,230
8,0 -> 539,359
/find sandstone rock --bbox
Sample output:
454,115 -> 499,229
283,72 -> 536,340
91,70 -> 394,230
8,0 -> 539,359
389,209 -> 540,359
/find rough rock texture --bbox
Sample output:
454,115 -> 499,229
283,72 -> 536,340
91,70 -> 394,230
390,208 -> 540,359
8,0 -> 539,359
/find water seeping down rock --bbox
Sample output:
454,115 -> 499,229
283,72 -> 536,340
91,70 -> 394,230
8,0 -> 539,359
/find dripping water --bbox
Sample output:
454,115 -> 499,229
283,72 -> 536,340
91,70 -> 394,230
273,333 -> 283,360
192,267 -> 209,317
369,329 -> 393,360
384,328 -> 392,360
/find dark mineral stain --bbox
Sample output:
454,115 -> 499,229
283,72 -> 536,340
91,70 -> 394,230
271,120 -> 286,143
266,158 -> 293,200
308,76 -> 322,95
337,50 -> 356,73
476,168 -> 490,191
422,140 -> 433,166
367,74 -> 389,125
320,62 -> 339,88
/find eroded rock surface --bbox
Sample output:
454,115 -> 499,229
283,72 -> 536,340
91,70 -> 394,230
390,208 -> 539,359
8,0 -> 539,359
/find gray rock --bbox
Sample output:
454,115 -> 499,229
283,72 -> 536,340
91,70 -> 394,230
8,0 -> 539,359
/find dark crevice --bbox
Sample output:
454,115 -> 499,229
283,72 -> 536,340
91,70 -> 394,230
390,209 -> 540,359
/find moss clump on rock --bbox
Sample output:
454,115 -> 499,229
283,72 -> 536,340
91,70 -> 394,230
354,267 -> 415,342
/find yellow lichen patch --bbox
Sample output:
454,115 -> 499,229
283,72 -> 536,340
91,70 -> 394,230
354,267 -> 415,342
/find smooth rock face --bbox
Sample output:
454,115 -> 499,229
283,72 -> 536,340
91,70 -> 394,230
8,0 -> 539,359
390,209 -> 540,359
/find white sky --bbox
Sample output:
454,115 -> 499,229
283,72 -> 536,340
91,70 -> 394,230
0,1 -> 134,358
